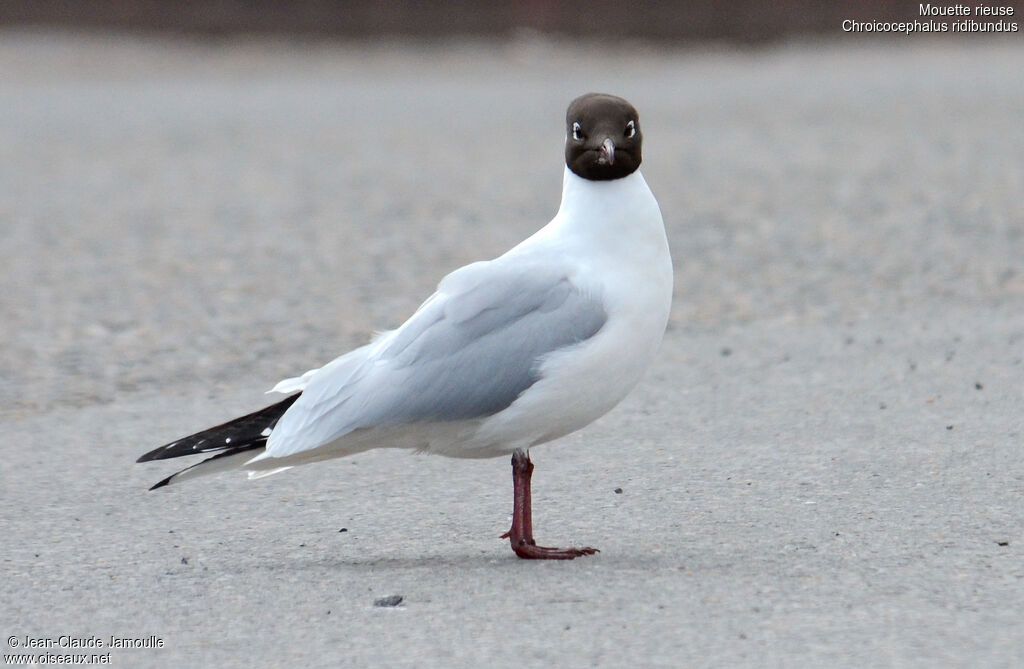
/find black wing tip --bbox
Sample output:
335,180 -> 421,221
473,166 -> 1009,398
136,392 -> 302,464
136,439 -> 191,463
145,443 -> 264,491
137,446 -> 173,463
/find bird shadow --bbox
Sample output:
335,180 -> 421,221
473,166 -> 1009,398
255,546 -> 669,573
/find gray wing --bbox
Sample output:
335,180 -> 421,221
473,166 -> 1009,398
264,260 -> 606,458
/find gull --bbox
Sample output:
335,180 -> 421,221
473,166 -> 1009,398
138,93 -> 673,559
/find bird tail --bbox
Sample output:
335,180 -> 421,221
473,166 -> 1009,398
137,393 -> 301,490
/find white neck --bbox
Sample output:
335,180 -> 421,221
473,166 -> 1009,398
557,166 -> 650,214
503,166 -> 667,267
551,166 -> 664,243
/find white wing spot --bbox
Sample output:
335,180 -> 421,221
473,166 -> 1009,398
261,428 -> 272,437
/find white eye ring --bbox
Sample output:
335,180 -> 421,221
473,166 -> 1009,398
625,120 -> 636,138
572,122 -> 584,141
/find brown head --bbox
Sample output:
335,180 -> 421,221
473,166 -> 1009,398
565,93 -> 642,181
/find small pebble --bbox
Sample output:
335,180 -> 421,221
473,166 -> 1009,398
374,595 -> 404,607
614,487 -> 623,494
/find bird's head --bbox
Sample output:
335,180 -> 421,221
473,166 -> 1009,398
565,93 -> 642,181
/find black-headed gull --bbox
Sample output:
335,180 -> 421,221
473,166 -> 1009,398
138,93 -> 673,559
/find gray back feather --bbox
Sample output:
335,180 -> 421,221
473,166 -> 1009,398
370,272 -> 606,423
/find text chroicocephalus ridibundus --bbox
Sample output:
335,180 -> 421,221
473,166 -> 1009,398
138,93 -> 673,559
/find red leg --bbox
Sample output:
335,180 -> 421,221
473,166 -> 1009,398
500,450 -> 598,560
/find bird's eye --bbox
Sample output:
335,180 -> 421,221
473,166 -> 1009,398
572,122 -> 584,141
625,120 -> 636,138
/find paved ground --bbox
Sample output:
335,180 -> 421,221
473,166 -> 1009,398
1,31 -> 1022,668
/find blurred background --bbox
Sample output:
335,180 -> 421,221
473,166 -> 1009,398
2,3 -> 1022,422
3,5 -> 1024,669
4,0 -> 1022,41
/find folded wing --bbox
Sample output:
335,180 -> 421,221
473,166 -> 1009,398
262,258 -> 607,459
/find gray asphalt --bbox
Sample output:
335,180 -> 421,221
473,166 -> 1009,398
2,31 -> 1023,668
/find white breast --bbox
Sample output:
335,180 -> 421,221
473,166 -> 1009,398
470,168 -> 673,455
